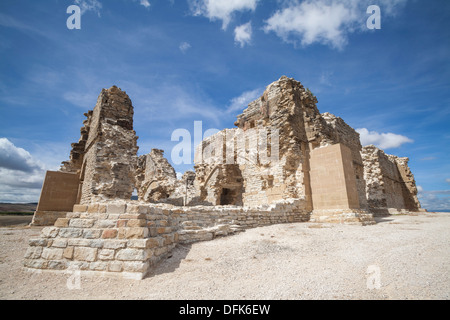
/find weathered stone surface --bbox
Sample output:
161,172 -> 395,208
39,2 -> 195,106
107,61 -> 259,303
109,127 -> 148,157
41,227 -> 59,238
73,247 -> 97,262
59,228 -> 83,238
54,218 -> 70,228
116,249 -> 150,261
24,247 -> 43,259
98,249 -> 115,261
102,229 -> 118,239
41,248 -> 64,260
63,247 -> 74,260
362,145 -> 421,214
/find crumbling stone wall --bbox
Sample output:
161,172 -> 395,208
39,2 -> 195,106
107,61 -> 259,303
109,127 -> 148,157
195,77 -> 315,208
60,111 -> 93,174
362,145 -> 421,214
79,86 -> 139,204
195,76 -> 368,213
135,149 -> 196,206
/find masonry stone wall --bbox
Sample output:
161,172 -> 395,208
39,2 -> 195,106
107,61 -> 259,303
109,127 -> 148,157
79,86 -> 139,204
362,145 -> 422,214
24,200 -> 310,279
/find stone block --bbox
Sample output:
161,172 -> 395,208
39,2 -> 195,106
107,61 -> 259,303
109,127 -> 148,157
119,213 -> 146,219
98,249 -> 115,261
52,239 -> 68,248
69,219 -> 95,228
83,229 -> 103,239
123,261 -> 150,273
108,261 -> 123,272
89,261 -> 108,271
48,260 -> 67,270
59,228 -> 83,238
145,238 -> 161,249
102,229 -> 118,239
118,227 -> 149,239
103,240 -> 127,250
73,205 -> 88,212
24,247 -> 43,259
68,239 -> 91,246
127,239 -> 150,249
66,212 -> 81,219
117,219 -> 128,227
116,248 -> 150,261
73,247 -> 97,262
54,218 -> 70,228
42,248 -> 64,260
41,227 -> 59,238
24,259 -> 48,270
107,204 -> 126,214
28,238 -> 48,247
97,219 -> 117,229
89,239 -> 104,248
127,219 -> 147,227
87,204 -> 100,213
64,247 -> 74,259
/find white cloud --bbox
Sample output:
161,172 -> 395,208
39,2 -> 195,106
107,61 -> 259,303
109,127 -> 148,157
0,138 -> 43,173
189,0 -> 259,30
0,138 -> 49,203
227,88 -> 262,113
74,0 -> 102,16
417,187 -> 450,212
264,0 -> 408,49
179,42 -> 192,53
234,22 -> 252,47
139,0 -> 151,8
357,128 -> 414,149
446,179 -> 450,184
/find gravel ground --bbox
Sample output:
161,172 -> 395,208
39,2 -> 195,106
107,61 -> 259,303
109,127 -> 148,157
0,212 -> 449,300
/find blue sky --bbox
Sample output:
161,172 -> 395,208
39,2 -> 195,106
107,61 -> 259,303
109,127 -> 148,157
0,0 -> 449,210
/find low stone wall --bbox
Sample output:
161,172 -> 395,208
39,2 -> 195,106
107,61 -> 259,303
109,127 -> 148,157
23,199 -> 309,279
174,199 -> 310,243
24,202 -> 178,280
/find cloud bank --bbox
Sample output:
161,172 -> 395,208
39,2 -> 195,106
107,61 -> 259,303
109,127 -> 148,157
357,128 -> 413,149
263,0 -> 408,49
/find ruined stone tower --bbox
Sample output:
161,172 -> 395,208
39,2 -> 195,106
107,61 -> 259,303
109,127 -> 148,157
78,86 -> 139,204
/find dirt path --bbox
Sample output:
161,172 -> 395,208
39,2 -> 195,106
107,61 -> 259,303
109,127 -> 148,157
0,213 -> 449,300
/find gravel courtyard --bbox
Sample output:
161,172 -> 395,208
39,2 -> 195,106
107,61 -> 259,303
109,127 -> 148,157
0,212 -> 448,300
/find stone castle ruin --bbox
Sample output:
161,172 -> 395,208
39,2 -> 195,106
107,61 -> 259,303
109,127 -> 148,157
24,76 -> 424,280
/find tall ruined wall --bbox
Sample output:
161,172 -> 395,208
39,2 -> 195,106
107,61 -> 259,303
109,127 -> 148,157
195,76 -> 369,212
320,113 -> 367,209
362,145 -> 421,213
394,157 -> 422,211
80,86 -> 139,204
195,76 -> 313,208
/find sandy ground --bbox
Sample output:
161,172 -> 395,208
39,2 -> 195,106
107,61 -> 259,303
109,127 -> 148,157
0,212 -> 449,300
